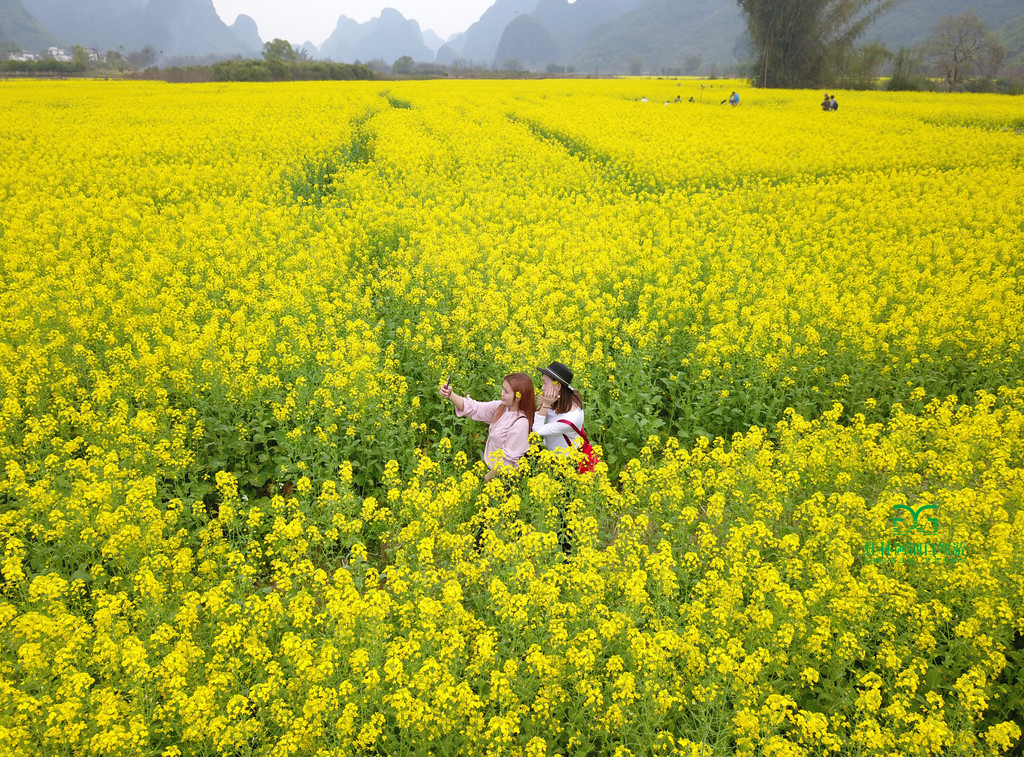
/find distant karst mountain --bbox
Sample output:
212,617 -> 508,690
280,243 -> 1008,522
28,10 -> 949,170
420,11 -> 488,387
422,29 -> 445,53
494,14 -> 561,68
867,0 -> 1023,49
354,8 -> 432,63
229,14 -> 262,54
435,42 -> 460,65
499,0 -> 1021,74
319,16 -> 363,62
0,0 -> 59,50
18,0 -> 257,59
447,0 -> 533,65
573,0 -> 744,72
141,0 -> 256,59
21,0 -> 145,49
993,13 -> 1024,68
531,0 -> 643,60
319,8 -> 432,63
461,0 -> 741,72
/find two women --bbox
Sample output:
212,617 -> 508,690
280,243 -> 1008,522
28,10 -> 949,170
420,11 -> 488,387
439,361 -> 586,479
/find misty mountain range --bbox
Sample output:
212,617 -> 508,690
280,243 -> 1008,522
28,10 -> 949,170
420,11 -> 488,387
3,0 -> 1022,72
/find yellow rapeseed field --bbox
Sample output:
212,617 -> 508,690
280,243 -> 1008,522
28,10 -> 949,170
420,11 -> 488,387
0,78 -> 1022,755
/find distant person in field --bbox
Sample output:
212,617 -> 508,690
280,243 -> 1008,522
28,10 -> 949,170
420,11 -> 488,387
532,361 -> 586,457
830,95 -> 838,111
729,91 -> 739,106
440,372 -> 536,482
822,93 -> 832,111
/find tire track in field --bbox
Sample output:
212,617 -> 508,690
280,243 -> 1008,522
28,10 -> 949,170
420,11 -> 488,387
508,114 -> 665,198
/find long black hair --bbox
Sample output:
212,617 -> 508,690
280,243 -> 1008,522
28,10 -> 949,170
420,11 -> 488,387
553,384 -> 583,414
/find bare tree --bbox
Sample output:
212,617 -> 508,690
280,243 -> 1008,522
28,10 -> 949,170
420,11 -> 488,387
979,38 -> 1006,83
926,12 -> 1005,91
886,46 -> 924,90
832,40 -> 891,88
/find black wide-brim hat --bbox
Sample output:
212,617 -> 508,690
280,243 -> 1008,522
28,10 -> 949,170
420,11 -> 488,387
537,361 -> 573,388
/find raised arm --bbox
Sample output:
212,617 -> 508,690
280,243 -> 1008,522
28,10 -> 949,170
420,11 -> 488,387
438,381 -> 465,413
441,382 -> 502,424
533,406 -> 585,438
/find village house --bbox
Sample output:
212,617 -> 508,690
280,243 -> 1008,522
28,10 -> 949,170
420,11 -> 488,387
5,51 -> 39,62
45,47 -> 73,62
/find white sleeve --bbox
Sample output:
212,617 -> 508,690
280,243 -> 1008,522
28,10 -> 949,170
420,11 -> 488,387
533,408 -> 585,438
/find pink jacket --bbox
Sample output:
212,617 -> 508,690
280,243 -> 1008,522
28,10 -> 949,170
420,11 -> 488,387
457,397 -> 530,469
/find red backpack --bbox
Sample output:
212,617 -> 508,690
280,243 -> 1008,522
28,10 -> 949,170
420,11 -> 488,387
558,420 -> 598,474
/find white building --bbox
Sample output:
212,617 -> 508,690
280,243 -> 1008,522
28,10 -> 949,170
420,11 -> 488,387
46,47 -> 73,62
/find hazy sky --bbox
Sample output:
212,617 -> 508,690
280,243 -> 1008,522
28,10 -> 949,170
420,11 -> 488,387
211,1 -> 500,45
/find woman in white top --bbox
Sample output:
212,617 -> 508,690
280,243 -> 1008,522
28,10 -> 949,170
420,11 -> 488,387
532,361 -> 585,455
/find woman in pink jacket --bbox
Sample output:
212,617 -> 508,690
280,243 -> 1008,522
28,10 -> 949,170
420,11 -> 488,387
439,372 -> 537,482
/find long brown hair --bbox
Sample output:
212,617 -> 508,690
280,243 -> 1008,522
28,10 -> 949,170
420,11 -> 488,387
493,372 -> 536,425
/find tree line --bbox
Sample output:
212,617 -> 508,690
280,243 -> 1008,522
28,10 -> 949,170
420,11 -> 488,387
736,1 -> 1016,91
133,59 -> 377,83
0,40 -> 377,82
0,58 -> 86,75
122,40 -> 378,83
